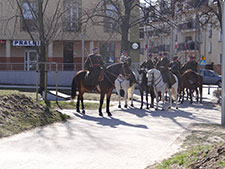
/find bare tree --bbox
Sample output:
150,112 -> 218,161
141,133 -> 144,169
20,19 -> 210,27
4,0 -> 88,100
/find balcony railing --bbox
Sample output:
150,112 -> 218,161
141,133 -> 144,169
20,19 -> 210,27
177,41 -> 199,51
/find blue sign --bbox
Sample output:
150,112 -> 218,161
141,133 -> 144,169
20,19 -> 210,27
108,56 -> 114,63
200,60 -> 206,66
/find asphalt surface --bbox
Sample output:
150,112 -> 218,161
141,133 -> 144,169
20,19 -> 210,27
0,88 -> 221,169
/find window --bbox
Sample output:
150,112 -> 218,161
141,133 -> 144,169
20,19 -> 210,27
219,53 -> 222,64
63,0 -> 81,32
208,42 -> 212,53
218,31 -> 222,42
208,24 -> 212,38
104,3 -> 119,32
21,1 -> 37,31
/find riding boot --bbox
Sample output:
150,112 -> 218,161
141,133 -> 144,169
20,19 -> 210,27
168,82 -> 172,89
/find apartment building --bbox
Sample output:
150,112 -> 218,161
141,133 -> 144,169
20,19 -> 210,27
143,0 -> 222,73
0,0 -> 122,72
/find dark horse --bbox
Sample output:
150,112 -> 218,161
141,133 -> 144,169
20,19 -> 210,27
180,69 -> 203,104
137,68 -> 155,109
71,63 -> 130,116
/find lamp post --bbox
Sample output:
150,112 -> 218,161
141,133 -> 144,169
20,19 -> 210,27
222,1 -> 225,126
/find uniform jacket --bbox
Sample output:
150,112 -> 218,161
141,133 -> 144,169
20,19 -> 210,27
140,59 -> 154,70
156,57 -> 170,71
85,54 -> 105,71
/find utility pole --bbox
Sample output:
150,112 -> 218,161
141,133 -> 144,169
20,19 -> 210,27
222,1 -> 225,126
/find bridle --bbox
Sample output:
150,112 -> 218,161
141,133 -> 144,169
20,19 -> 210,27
149,71 -> 163,88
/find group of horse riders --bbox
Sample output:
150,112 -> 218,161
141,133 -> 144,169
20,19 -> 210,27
140,52 -> 198,89
84,47 -> 199,92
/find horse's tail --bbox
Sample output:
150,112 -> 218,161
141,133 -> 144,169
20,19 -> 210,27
128,83 -> 136,100
171,87 -> 177,101
71,76 -> 77,100
120,89 -> 125,97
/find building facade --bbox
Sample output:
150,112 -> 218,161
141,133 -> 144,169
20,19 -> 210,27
142,0 -> 222,73
0,0 -> 123,72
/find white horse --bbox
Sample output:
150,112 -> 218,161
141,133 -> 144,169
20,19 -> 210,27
115,74 -> 136,108
147,68 -> 178,110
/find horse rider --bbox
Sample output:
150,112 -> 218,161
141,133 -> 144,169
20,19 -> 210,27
119,50 -> 137,84
140,53 -> 154,70
84,47 -> 105,92
184,56 -> 198,72
156,53 -> 176,89
170,56 -> 181,81
120,50 -> 132,67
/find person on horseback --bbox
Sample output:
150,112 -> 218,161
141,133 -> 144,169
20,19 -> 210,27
156,53 -> 176,89
184,56 -> 198,72
119,50 -> 136,85
84,47 -> 105,92
140,53 -> 154,70
170,56 -> 181,81
120,50 -> 132,67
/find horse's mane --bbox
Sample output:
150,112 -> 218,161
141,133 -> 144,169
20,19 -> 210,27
106,62 -> 122,69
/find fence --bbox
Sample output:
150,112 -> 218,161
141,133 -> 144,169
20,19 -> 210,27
0,62 -> 82,71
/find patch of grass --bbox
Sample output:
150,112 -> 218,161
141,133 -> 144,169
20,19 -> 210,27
147,146 -> 210,169
218,160 -> 225,167
41,101 -> 106,110
0,94 -> 70,138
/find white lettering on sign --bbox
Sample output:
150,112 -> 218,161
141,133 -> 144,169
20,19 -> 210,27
13,40 -> 40,46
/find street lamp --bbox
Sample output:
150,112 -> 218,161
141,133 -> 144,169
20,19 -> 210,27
222,1 -> 225,126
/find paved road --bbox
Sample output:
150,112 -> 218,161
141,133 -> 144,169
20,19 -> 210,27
0,88 -> 221,169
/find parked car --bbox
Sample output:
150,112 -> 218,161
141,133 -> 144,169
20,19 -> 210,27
198,69 -> 222,87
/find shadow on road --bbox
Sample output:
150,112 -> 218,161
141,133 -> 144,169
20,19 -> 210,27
74,113 -> 148,129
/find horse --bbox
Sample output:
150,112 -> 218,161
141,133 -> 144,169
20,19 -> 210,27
180,69 -> 203,104
147,68 -> 179,110
137,68 -> 155,109
71,63 -> 130,116
115,73 -> 136,108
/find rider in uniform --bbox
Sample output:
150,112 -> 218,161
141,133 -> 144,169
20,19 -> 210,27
140,53 -> 154,70
170,56 -> 181,81
156,53 -> 176,89
184,56 -> 198,72
119,50 -> 136,84
84,47 -> 105,91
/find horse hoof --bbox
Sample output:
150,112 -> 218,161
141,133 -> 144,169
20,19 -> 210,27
168,106 -> 171,109
146,106 -> 149,109
131,104 -> 134,107
150,105 -> 154,108
77,110 -> 80,113
161,108 -> 165,111
99,112 -> 103,116
140,106 -> 143,109
176,107 -> 178,109
82,110 -> 85,114
107,112 -> 112,117
118,105 -> 121,108
155,108 -> 158,111
124,105 -> 127,108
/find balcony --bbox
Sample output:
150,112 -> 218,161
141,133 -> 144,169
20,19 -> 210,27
179,21 -> 196,33
177,41 -> 199,51
149,44 -> 170,53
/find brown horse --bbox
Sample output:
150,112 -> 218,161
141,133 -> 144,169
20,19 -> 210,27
180,69 -> 203,104
71,63 -> 130,116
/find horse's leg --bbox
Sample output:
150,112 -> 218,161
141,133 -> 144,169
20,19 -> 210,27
124,86 -> 128,108
130,85 -> 135,107
76,95 -> 80,113
146,91 -> 149,109
154,88 -> 159,110
189,89 -> 193,104
140,89 -> 144,109
196,87 -> 199,103
106,89 -> 113,116
161,89 -> 166,111
168,89 -> 172,109
80,91 -> 85,114
200,85 -> 203,103
150,88 -> 154,108
99,92 -> 105,116
117,88 -> 121,108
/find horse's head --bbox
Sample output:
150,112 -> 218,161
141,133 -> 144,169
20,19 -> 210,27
137,68 -> 147,84
147,68 -> 160,86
